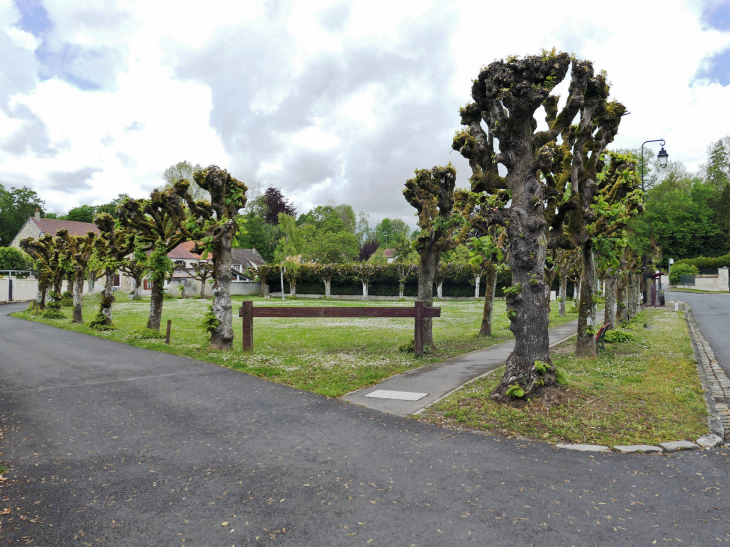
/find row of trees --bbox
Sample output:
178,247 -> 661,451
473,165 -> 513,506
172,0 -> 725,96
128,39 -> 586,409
402,51 -> 647,401
21,166 -> 247,351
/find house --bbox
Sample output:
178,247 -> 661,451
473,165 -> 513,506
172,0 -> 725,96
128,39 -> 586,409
10,210 -> 100,249
230,248 -> 266,280
383,249 -> 396,264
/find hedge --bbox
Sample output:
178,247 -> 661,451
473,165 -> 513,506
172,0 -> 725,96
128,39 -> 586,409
263,263 -> 514,297
674,252 -> 730,270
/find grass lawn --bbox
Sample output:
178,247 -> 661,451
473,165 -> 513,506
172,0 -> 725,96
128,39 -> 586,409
421,309 -> 709,446
13,294 -> 577,397
668,288 -> 727,294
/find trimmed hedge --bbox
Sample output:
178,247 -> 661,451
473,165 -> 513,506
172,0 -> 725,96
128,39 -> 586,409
263,263 -> 514,297
675,252 -> 730,270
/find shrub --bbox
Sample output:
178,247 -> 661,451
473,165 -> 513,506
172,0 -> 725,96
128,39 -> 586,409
605,329 -> 635,343
131,328 -> 165,339
46,301 -> 62,310
0,247 -> 33,270
41,309 -> 65,320
669,263 -> 699,285
60,297 -> 73,307
89,313 -> 114,331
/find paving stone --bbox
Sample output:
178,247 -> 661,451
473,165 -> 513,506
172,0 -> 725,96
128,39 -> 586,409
555,443 -> 609,453
659,440 -> 699,453
613,445 -> 663,454
695,434 -> 723,449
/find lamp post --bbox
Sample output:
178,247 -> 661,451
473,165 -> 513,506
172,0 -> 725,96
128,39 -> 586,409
640,139 -> 668,307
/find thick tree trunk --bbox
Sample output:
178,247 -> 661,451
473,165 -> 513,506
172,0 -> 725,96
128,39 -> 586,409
72,273 -> 84,323
575,248 -> 597,358
209,231 -> 235,351
627,271 -> 638,319
604,272 -> 617,330
479,263 -> 496,337
418,251 -> 438,349
100,271 -> 116,325
491,181 -> 555,401
474,274 -> 481,299
558,273 -> 567,317
436,281 -> 443,300
324,279 -> 331,298
361,280 -> 368,300
146,278 -> 163,330
617,271 -> 628,323
398,282 -> 405,299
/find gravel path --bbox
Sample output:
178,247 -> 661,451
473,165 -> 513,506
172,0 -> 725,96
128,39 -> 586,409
1,302 -> 729,546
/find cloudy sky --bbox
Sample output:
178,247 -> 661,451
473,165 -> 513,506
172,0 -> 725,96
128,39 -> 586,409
1,0 -> 730,227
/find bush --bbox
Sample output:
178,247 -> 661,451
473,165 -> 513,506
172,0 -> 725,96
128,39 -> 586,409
0,247 -> 33,271
89,313 -> 114,331
60,297 -> 73,307
46,301 -> 62,310
669,263 -> 699,285
41,308 -> 65,320
131,328 -> 165,339
605,329 -> 635,343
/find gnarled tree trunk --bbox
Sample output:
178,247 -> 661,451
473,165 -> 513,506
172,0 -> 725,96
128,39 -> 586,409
558,272 -> 567,317
209,233 -> 234,350
491,179 -> 555,400
627,271 -> 638,319
575,248 -> 597,358
72,274 -> 84,323
100,271 -> 116,325
418,252 -> 438,348
479,263 -> 496,337
146,278 -> 163,330
604,271 -> 617,330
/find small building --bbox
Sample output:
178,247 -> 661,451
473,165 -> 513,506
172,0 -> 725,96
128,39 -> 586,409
383,249 -> 396,264
10,210 -> 100,249
230,248 -> 266,280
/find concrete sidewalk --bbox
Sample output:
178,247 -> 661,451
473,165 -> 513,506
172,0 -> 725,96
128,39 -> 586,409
343,312 -> 604,416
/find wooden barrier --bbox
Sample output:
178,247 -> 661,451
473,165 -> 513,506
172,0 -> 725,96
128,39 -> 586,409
238,301 -> 440,356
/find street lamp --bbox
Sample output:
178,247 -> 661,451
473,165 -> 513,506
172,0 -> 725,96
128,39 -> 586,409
640,139 -> 669,307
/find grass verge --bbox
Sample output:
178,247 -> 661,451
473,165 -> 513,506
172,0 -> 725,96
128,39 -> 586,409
13,293 -> 577,398
420,309 -> 709,446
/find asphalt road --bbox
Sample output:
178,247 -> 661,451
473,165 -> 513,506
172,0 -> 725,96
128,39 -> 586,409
669,290 -> 730,379
1,302 -> 729,546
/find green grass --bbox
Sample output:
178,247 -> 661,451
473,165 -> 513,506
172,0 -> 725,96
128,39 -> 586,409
422,309 -> 709,446
13,293 -> 577,397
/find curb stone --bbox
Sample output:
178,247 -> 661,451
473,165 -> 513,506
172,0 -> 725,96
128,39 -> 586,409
683,302 -> 729,442
555,302 -> 727,454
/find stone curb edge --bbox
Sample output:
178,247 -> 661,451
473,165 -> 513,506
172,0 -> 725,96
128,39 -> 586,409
555,303 -> 727,454
682,302 -> 729,441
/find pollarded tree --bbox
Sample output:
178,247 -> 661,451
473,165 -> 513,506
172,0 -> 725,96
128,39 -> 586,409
467,231 -> 505,337
315,263 -> 344,298
117,193 -> 188,330
186,261 -> 215,298
395,262 -> 417,299
170,165 -> 248,350
403,164 -> 463,348
351,262 -> 382,300
433,262 -> 463,300
92,213 -> 137,325
452,51 -> 595,401
20,234 -> 57,309
56,228 -> 96,323
543,63 -> 635,356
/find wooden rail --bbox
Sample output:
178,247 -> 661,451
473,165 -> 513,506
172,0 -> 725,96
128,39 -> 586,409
238,301 -> 440,356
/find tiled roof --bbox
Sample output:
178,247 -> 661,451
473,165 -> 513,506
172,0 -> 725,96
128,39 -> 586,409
383,248 -> 395,258
231,248 -> 266,268
168,241 -> 204,260
33,218 -> 100,237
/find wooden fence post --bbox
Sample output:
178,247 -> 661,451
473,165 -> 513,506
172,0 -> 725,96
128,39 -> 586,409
414,301 -> 424,356
240,300 -> 253,352
165,320 -> 172,344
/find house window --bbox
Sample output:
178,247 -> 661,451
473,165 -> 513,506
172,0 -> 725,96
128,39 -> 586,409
114,274 -> 121,287
143,279 -> 151,290
174,260 -> 186,269
233,264 -> 241,271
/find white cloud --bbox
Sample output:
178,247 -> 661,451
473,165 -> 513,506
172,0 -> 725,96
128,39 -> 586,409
0,0 -> 728,224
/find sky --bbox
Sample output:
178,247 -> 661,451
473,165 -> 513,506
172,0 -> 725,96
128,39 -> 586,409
1,0 -> 730,228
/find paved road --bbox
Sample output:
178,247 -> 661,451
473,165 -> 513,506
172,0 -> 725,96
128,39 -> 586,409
669,290 -> 730,379
1,302 -> 729,546
345,313 -> 603,416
